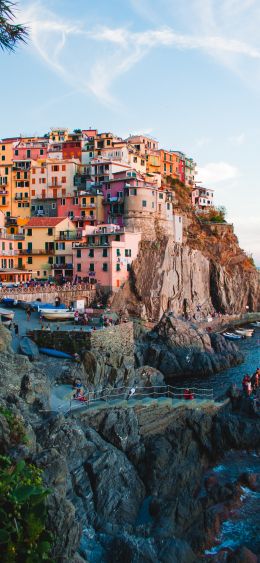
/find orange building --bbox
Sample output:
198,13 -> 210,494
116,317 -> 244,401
157,150 -> 181,181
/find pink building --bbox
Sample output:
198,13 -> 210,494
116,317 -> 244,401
192,186 -> 214,209
13,140 -> 48,161
30,159 -> 78,200
72,224 -> 141,291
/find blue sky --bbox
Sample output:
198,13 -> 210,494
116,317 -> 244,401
1,0 -> 260,263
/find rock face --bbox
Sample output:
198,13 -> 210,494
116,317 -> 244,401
136,314 -> 243,379
0,322 -> 259,562
111,236 -> 259,320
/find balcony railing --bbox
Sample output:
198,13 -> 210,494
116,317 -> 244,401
0,189 -> 8,195
18,249 -> 55,255
72,241 -> 111,249
52,263 -> 73,270
0,250 -> 19,256
55,231 -> 82,241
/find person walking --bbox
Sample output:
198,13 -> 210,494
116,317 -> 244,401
26,307 -> 31,322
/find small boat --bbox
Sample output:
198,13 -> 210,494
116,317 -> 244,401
223,332 -> 243,340
1,319 -> 12,328
0,308 -> 15,320
38,303 -> 67,312
1,297 -> 17,307
42,310 -> 75,321
39,347 -> 74,359
20,337 -> 40,361
235,329 -> 254,337
251,322 -> 260,328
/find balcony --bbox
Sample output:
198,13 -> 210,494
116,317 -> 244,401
72,241 -> 111,249
52,263 -> 73,270
0,250 -> 19,256
15,194 -> 29,201
80,203 -> 96,208
18,249 -> 55,255
55,230 -> 82,241
0,189 -> 8,195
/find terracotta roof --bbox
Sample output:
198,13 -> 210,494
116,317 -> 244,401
25,217 -> 67,227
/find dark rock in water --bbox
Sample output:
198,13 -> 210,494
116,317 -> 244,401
231,545 -> 259,563
84,427 -> 145,526
158,538 -> 197,563
238,472 -> 259,492
137,314 -> 244,379
46,492 -> 82,561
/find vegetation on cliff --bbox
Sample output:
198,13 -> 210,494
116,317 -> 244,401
0,408 -> 52,563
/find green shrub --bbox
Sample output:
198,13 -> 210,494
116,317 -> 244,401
0,455 -> 52,562
0,407 -> 27,446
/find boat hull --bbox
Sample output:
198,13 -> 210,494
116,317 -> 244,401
39,347 -> 74,359
42,312 -> 74,321
0,309 -> 15,320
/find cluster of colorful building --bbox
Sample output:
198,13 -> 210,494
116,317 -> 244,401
0,128 -> 214,291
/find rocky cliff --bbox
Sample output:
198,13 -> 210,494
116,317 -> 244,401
111,217 -> 259,320
1,324 -> 260,562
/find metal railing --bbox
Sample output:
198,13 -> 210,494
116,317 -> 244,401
59,384 -> 214,415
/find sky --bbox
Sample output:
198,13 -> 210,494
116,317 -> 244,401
1,0 -> 260,264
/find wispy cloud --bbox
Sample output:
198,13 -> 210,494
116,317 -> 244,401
197,162 -> 239,184
228,133 -> 245,146
21,1 -> 260,107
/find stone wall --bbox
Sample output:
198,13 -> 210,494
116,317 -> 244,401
0,287 -> 96,307
28,322 -> 134,361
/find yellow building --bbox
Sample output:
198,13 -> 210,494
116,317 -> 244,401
23,217 -> 80,280
79,191 -> 105,224
146,153 -> 161,175
0,141 -> 14,217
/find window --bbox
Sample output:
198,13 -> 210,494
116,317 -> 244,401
89,249 -> 94,257
170,165 -> 172,173
62,176 -> 66,183
164,164 -> 166,172
103,248 -> 108,257
141,160 -> 145,166
116,263 -> 121,271
116,249 -> 121,256
14,149 -> 18,156
26,150 -> 31,158
127,263 -> 131,271
52,203 -> 56,209
48,256 -> 53,264
27,228 -> 32,236
52,165 -> 59,172
142,200 -> 147,207
27,256 -> 33,264
62,165 -> 66,171
102,263 -> 108,271
43,271 -> 47,277
5,167 -> 8,175
125,249 -> 131,257
73,197 -> 78,205
76,249 -> 81,258
164,153 -> 166,160
90,197 -> 95,204
32,178 -> 35,185
130,188 -> 137,196
40,149 -> 44,156
89,263 -> 94,272
77,263 -> 81,272
61,199 -> 66,206
2,145 -> 5,151
47,228 -> 53,235
1,156 -> 5,161
133,157 -> 137,163
115,234 -> 120,241
167,203 -> 170,210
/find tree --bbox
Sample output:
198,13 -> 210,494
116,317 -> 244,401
0,1 -> 28,52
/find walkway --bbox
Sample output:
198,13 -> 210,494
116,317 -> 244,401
51,384 -> 216,416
